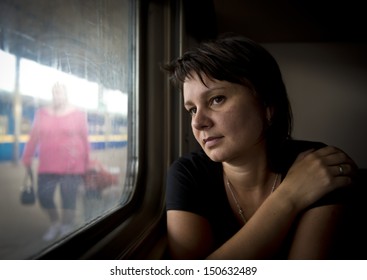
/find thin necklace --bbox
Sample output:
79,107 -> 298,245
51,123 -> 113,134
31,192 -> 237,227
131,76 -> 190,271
225,173 -> 279,224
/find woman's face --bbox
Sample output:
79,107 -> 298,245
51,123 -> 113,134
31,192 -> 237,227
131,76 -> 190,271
183,73 -> 269,164
52,86 -> 68,108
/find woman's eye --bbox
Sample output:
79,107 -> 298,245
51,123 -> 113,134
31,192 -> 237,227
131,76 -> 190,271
187,107 -> 197,116
211,96 -> 225,105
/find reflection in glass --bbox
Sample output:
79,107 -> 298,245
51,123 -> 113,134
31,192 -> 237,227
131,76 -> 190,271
0,50 -> 16,92
0,0 -> 133,259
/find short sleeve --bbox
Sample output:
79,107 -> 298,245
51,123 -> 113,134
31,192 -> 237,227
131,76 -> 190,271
166,157 -> 206,215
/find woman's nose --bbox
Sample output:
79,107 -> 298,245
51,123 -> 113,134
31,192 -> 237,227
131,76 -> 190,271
192,109 -> 212,130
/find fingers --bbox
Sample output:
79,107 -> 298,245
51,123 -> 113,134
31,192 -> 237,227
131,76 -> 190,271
284,145 -> 357,209
295,149 -> 315,160
325,162 -> 354,178
334,163 -> 351,177
313,146 -> 348,164
303,146 -> 357,178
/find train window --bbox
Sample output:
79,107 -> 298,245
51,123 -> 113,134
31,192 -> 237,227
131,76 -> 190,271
0,0 -> 136,259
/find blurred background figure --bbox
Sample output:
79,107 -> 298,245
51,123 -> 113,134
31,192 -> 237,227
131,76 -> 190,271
22,82 -> 90,241
83,159 -> 120,221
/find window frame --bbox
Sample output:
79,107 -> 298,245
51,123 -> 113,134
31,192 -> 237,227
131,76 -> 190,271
35,0 -> 182,260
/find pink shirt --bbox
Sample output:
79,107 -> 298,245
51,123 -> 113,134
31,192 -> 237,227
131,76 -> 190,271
22,107 -> 90,174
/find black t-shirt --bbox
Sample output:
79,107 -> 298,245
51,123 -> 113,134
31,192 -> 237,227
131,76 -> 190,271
166,139 -> 354,258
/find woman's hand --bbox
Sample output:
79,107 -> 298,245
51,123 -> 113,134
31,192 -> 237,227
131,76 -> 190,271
278,146 -> 357,211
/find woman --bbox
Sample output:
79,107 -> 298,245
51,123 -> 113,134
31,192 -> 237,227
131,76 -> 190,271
163,34 -> 357,259
22,82 -> 90,241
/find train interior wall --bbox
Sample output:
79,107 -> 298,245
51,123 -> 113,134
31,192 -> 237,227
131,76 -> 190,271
1,0 -> 366,259
264,43 -> 367,169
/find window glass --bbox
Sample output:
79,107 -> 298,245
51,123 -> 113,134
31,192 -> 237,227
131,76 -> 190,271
0,0 -> 134,259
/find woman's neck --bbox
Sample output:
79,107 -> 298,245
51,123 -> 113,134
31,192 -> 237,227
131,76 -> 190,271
222,145 -> 272,191
48,103 -> 74,116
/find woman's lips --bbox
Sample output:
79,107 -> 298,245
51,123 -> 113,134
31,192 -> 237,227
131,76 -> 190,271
203,136 -> 223,148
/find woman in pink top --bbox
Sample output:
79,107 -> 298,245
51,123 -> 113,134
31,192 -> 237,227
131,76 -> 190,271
22,82 -> 90,241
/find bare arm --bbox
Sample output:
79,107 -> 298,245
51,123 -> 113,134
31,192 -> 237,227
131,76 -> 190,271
167,189 -> 299,259
167,146 -> 356,259
287,204 -> 345,259
167,211 -> 214,259
22,111 -> 40,167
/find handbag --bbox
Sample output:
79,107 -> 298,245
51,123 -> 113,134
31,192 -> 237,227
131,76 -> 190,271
20,167 -> 36,205
84,160 -> 119,191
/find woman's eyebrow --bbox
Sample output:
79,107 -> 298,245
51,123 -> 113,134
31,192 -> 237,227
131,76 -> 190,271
183,86 -> 228,107
183,100 -> 194,107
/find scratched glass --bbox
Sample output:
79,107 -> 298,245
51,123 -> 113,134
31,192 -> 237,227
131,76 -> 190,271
0,0 -> 135,259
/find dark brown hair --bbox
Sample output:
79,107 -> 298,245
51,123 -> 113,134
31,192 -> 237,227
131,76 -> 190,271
163,34 -> 293,166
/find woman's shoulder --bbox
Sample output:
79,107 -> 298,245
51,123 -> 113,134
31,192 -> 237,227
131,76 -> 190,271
166,149 -> 226,217
33,107 -> 50,119
283,139 -> 355,207
37,107 -> 49,114
41,105 -> 85,117
69,107 -> 87,118
167,149 -> 223,189
282,139 -> 327,154
273,139 -> 327,174
61,106 -> 85,117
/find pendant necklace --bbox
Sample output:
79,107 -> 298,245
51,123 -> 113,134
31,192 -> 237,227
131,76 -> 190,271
225,173 -> 279,224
